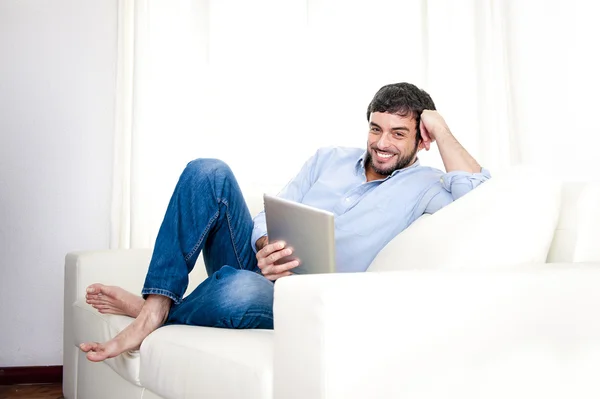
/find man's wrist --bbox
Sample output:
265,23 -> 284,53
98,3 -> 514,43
433,128 -> 454,145
255,236 -> 268,251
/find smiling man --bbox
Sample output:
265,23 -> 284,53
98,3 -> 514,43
80,82 -> 490,362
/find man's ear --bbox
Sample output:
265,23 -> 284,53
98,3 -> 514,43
417,138 -> 426,151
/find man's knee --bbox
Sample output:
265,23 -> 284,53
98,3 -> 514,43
215,267 -> 274,314
183,158 -> 234,183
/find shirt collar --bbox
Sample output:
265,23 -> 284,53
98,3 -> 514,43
355,151 -> 421,179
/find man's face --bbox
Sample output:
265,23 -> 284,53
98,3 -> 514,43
365,112 -> 421,180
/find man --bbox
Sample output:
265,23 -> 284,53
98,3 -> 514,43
80,82 -> 490,362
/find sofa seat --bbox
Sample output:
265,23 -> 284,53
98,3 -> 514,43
73,298 -> 274,399
139,326 -> 274,399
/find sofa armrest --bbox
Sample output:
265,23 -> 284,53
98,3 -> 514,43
63,249 -> 152,399
273,265 -> 600,399
62,249 -> 211,398
65,249 -> 153,302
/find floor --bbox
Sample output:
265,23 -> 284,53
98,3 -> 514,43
0,384 -> 63,399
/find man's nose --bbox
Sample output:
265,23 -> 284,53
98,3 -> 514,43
377,132 -> 391,148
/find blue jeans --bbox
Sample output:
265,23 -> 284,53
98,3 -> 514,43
141,159 -> 274,329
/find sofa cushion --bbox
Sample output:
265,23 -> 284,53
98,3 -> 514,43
72,299 -> 142,385
573,182 -> 600,262
139,325 -> 273,399
367,168 -> 562,271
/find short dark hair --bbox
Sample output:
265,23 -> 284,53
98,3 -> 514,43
366,82 -> 436,141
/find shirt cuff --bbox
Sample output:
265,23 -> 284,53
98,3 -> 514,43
251,211 -> 268,254
440,167 -> 491,200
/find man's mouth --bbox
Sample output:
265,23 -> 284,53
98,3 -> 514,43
374,150 -> 396,161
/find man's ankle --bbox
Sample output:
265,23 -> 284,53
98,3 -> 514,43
142,294 -> 172,321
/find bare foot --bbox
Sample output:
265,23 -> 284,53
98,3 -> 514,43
80,294 -> 172,362
85,283 -> 144,318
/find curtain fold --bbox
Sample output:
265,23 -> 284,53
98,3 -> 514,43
110,0 -> 135,249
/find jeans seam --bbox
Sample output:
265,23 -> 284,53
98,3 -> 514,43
221,198 -> 246,270
185,210 -> 219,263
220,312 -> 274,328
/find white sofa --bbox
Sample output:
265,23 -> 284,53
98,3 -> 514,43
63,176 -> 600,399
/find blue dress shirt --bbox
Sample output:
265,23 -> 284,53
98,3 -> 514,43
252,147 -> 491,272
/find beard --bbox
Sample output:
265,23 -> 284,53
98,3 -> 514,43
365,140 -> 419,177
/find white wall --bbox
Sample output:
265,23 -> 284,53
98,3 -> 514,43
0,0 -> 117,366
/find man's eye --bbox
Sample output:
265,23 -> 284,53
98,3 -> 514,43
370,127 -> 380,132
394,133 -> 404,138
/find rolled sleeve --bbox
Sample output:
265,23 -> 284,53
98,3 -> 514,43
251,212 -> 267,254
421,167 -> 491,215
440,167 -> 491,200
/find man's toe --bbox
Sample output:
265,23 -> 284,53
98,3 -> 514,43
80,342 -> 98,352
86,351 -> 103,362
86,283 -> 105,295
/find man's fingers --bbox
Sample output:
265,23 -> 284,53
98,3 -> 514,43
257,243 -> 293,270
267,240 -> 286,254
275,259 -> 300,274
420,118 -> 435,142
265,271 -> 294,281
262,259 -> 300,276
258,248 -> 292,270
257,240 -> 286,259
267,248 -> 292,264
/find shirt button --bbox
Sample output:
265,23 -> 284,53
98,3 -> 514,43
345,198 -> 351,202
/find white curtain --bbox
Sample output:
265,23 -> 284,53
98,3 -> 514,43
111,0 -> 600,249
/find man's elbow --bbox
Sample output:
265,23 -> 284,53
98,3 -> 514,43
450,176 -> 490,200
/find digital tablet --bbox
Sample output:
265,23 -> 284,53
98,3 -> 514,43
263,194 -> 336,274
